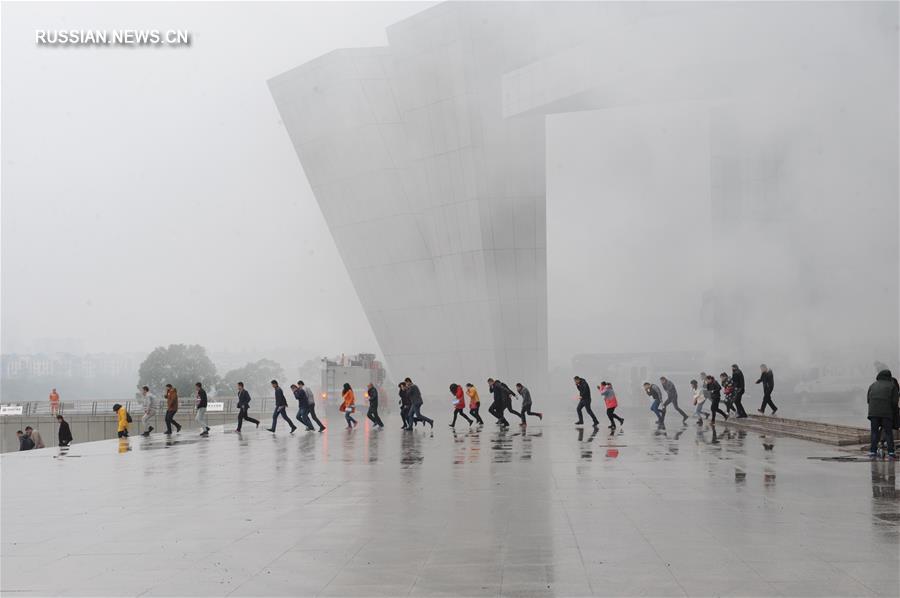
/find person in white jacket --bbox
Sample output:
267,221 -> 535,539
690,379 -> 710,425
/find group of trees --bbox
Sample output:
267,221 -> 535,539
137,344 -> 286,398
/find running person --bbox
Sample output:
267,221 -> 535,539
599,381 -> 624,429
140,385 -> 158,436
267,380 -> 297,433
487,378 -> 512,427
340,383 -> 357,429
706,375 -> 728,423
449,383 -> 473,427
756,364 -> 777,414
404,378 -> 433,428
366,383 -> 385,428
574,376 -> 600,427
466,383 -> 484,424
659,376 -> 689,424
291,384 -> 315,431
643,382 -> 664,424
164,384 -> 181,435
516,383 -> 543,424
398,382 -> 412,429
298,381 -> 325,431
235,382 -> 260,431
690,379 -> 709,425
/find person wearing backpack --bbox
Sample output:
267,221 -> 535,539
599,382 -> 624,429
291,384 -> 315,431
448,383 -> 473,427
113,403 -> 130,438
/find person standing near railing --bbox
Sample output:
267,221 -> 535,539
49,388 -> 60,415
195,382 -> 210,437
164,384 -> 182,435
235,382 -> 260,432
140,386 -> 158,437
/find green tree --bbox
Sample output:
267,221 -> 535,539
220,359 -> 284,398
138,344 -> 218,397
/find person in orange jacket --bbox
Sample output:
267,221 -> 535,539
448,383 -> 473,427
465,383 -> 484,425
49,388 -> 60,415
340,383 -> 357,429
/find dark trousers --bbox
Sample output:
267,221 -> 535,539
663,397 -> 689,420
606,407 -> 623,426
710,398 -> 728,422
367,400 -> 384,427
733,389 -> 748,417
400,405 -> 411,428
237,405 -> 260,431
870,417 -> 895,454
271,406 -> 296,431
760,392 -> 777,413
451,408 -> 472,426
117,430 -> 128,438
470,406 -> 484,424
505,399 -> 522,422
521,402 -> 542,423
489,401 -> 508,425
307,403 -> 325,430
165,410 -> 180,433
409,403 -> 432,426
296,405 -> 314,430
576,398 -> 599,425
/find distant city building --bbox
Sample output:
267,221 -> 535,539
1,353 -> 143,380
320,353 -> 387,403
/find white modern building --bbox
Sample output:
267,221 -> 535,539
269,2 -> 898,393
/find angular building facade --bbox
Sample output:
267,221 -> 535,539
270,2 -> 898,393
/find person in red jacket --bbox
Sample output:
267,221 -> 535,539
449,383 -> 473,427
598,382 -> 624,430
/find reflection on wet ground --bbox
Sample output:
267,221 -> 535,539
2,413 -> 898,597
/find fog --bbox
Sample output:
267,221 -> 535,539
2,2 -> 898,396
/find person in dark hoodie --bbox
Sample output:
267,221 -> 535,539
644,382 -> 664,424
366,383 -> 385,428
56,415 -> 73,446
756,364 -> 777,414
574,376 -> 600,427
730,364 -> 748,418
867,369 -> 899,459
291,384 -> 315,431
266,380 -> 297,433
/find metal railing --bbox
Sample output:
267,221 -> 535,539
1,397 -> 300,417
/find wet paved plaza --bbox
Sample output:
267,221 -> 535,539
1,410 -> 898,597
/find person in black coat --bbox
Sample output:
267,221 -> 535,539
574,376 -> 600,427
398,382 -> 412,430
235,382 -> 260,432
56,415 -> 73,446
730,364 -> 748,418
366,383 -> 384,428
266,380 -> 297,433
487,378 -> 513,427
755,364 -> 777,414
706,375 -> 728,423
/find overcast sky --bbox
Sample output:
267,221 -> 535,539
2,2 -> 434,357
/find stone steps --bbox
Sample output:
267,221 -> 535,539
722,414 -> 868,446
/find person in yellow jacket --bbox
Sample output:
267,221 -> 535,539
465,383 -> 484,424
339,383 -> 357,429
113,403 -> 130,438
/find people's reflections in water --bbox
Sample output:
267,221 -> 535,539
763,468 -> 776,489
606,448 -> 619,459
491,428 -> 512,463
117,437 -> 131,454
871,460 -> 897,500
578,426 -> 599,460
400,427 -> 423,467
341,425 -> 357,462
762,435 -> 775,452
734,468 -> 747,485
452,429 -> 466,465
